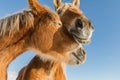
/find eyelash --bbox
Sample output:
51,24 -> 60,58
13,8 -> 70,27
57,9 -> 62,15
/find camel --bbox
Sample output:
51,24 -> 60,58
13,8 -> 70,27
16,0 -> 94,80
0,0 -> 62,80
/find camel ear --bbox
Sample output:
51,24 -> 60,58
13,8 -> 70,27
53,0 -> 62,10
72,0 -> 80,8
28,0 -> 44,15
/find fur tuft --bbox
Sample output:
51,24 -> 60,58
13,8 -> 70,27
0,10 -> 34,36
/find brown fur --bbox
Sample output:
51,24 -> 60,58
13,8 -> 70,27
17,56 -> 66,80
16,0 -> 94,80
0,0 -> 94,80
17,47 -> 86,80
0,0 -> 62,80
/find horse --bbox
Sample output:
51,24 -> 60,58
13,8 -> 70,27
16,0 -> 94,80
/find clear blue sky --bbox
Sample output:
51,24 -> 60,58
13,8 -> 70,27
0,0 -> 120,80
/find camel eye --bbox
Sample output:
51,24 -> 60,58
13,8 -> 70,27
76,19 -> 83,29
57,9 -> 62,15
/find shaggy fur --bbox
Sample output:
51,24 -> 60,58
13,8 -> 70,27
0,0 -> 94,80
16,0 -> 94,80
17,56 -> 66,80
17,47 -> 86,80
0,0 -> 61,80
0,10 -> 34,36
0,10 -> 34,50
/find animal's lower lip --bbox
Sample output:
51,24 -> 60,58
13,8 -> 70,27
77,38 -> 90,44
72,33 -> 90,44
76,58 -> 86,65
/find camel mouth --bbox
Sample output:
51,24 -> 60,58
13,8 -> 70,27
71,33 -> 90,44
72,52 -> 86,65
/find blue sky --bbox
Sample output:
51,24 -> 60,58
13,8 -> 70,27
0,0 -> 120,80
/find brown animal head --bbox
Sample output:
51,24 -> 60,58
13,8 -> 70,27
27,0 -> 91,65
25,0 -> 87,65
0,0 -> 95,79
16,0 -> 95,79
53,0 -> 94,44
28,0 -> 62,31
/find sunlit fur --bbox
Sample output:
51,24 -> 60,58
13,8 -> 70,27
17,56 -> 66,80
0,0 -> 62,80
54,0 -> 94,44
17,47 -> 86,80
0,10 -> 34,36
0,10 -> 34,49
16,0 -> 94,80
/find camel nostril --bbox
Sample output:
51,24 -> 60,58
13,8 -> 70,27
57,22 -> 62,27
81,48 -> 86,55
53,21 -> 62,27
91,25 -> 94,31
88,21 -> 94,31
76,19 -> 83,29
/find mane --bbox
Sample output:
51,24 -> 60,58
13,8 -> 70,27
0,10 -> 34,36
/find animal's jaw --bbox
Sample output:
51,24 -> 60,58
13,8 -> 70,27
65,47 -> 86,65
